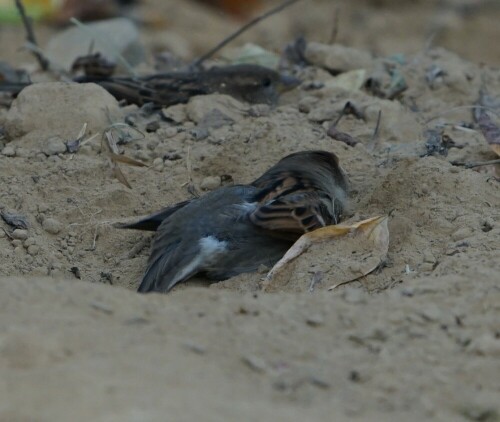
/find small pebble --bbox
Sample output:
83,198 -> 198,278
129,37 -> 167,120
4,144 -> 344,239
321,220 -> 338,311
2,145 -> 16,156
43,136 -> 67,156
47,155 -> 61,163
451,227 -> 472,242
27,245 -> 40,256
146,120 -> 160,133
164,152 -> 182,161
12,239 -> 23,247
468,334 -> 500,357
14,246 -> 24,256
159,127 -> 178,138
152,157 -> 164,171
420,262 -> 434,272
306,314 -> 325,327
15,147 -> 31,158
242,355 -> 267,373
423,251 -> 436,263
11,229 -> 28,240
200,176 -> 222,191
38,203 -> 50,213
43,217 -> 63,234
134,150 -> 150,161
147,140 -> 159,151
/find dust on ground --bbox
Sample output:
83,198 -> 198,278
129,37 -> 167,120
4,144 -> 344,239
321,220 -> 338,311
0,1 -> 499,421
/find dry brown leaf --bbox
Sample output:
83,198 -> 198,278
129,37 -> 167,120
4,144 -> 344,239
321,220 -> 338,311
112,166 -> 132,189
103,130 -> 147,189
263,216 -> 389,293
108,153 -> 148,167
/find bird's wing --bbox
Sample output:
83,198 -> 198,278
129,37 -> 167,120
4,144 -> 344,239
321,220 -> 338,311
250,171 -> 337,233
114,200 -> 192,231
249,189 -> 333,233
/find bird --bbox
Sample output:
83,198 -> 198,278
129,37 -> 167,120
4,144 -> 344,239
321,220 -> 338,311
74,64 -> 300,107
117,150 -> 348,293
1,63 -> 299,108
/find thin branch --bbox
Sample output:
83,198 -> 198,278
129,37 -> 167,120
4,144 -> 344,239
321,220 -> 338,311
367,109 -> 382,151
328,7 -> 340,44
191,0 -> 304,69
451,159 -> 500,169
14,0 -> 49,70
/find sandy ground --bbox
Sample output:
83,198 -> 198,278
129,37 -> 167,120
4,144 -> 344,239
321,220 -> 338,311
1,0 -> 499,421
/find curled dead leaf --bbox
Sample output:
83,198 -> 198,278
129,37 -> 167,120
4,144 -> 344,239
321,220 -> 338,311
108,152 -> 148,167
263,216 -> 390,293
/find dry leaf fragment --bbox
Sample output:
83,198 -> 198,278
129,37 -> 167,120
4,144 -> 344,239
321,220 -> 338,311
263,216 -> 389,292
103,129 -> 147,188
108,152 -> 147,167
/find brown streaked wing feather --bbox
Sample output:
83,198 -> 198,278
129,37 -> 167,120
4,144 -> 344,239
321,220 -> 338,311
249,190 -> 331,233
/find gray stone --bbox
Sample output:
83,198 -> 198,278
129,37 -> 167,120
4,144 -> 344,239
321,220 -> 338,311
1,145 -> 15,156
23,237 -> 36,247
162,105 -> 187,124
43,136 -> 67,156
451,227 -> 472,242
27,245 -> 40,256
200,176 -> 222,191
4,83 -> 121,141
11,229 -> 28,240
305,42 -> 373,73
152,157 -> 164,172
42,218 -> 63,235
186,95 -> 247,124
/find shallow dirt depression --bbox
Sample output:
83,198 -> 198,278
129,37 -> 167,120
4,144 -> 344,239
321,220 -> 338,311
1,0 -> 500,421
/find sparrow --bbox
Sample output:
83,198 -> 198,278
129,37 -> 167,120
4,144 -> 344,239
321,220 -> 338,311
75,64 -> 300,107
118,151 -> 348,293
0,64 -> 299,107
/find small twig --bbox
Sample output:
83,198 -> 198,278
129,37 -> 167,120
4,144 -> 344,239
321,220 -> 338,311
191,0 -> 304,68
372,110 -> 382,142
328,7 -> 340,44
14,0 -> 49,70
181,146 -> 200,197
367,110 -> 382,151
1,227 -> 13,240
451,159 -> 500,169
331,108 -> 345,128
327,125 -> 359,147
183,146 -> 193,187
